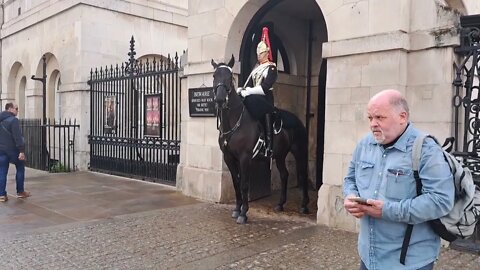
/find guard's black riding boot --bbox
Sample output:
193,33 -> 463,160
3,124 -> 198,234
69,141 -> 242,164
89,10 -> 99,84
265,113 -> 273,157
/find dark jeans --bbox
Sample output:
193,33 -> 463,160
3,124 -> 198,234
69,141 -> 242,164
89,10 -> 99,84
360,260 -> 434,270
0,153 -> 25,196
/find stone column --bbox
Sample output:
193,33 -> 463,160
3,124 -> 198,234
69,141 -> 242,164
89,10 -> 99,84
316,0 -> 461,232
177,1 -> 240,202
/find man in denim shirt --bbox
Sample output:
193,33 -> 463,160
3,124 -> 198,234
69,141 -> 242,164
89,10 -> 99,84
343,90 -> 454,270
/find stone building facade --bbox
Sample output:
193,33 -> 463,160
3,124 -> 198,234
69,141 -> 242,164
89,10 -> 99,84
1,0 -> 479,233
0,0 -> 187,169
177,0 -> 480,232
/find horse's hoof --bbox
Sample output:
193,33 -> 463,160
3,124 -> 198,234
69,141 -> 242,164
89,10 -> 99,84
231,210 -> 240,218
236,216 -> 248,224
274,205 -> 284,212
300,207 -> 310,214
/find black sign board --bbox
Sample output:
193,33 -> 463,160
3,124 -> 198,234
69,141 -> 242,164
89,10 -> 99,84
188,87 -> 216,117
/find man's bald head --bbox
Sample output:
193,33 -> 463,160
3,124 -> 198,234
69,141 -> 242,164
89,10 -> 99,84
367,89 -> 409,144
369,89 -> 409,116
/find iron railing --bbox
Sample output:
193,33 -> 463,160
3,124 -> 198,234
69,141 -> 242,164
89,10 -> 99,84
88,37 -> 181,184
20,118 -> 79,172
451,14 -> 480,253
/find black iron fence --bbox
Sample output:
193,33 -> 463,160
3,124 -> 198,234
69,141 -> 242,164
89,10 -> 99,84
88,37 -> 181,184
20,118 -> 79,172
451,15 -> 480,253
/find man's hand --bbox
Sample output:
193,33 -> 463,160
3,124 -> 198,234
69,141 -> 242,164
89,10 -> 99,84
344,194 -> 366,218
359,199 -> 384,218
18,152 -> 25,161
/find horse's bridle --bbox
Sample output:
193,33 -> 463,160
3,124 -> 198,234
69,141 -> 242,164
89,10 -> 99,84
213,65 -> 234,108
214,65 -> 244,140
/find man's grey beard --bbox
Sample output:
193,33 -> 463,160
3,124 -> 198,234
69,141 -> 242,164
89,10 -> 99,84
372,130 -> 385,144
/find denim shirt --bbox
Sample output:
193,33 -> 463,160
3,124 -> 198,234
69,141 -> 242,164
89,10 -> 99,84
343,124 -> 454,270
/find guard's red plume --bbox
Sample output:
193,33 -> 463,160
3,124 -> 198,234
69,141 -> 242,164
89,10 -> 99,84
261,27 -> 273,61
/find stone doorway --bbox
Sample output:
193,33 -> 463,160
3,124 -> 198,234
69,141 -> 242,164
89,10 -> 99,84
237,0 -> 328,213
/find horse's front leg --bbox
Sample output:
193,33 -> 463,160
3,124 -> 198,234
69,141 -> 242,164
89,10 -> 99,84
274,156 -> 289,212
237,154 -> 251,224
224,153 -> 241,218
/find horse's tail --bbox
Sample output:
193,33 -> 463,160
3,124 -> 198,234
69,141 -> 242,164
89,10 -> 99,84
292,122 -> 309,190
276,109 -> 308,154
277,109 -> 309,190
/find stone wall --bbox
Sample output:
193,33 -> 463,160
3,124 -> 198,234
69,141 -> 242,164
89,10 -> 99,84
1,0 -> 187,170
317,0 -> 465,232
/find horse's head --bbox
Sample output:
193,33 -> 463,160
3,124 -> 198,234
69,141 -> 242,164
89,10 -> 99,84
211,55 -> 235,108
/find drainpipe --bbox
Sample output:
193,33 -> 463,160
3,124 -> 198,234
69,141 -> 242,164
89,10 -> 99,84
31,55 -> 48,170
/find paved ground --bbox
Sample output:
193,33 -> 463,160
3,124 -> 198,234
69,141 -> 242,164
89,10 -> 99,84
0,167 -> 479,269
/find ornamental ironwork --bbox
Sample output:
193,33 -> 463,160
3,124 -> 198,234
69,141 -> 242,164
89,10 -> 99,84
87,37 -> 181,184
451,14 -> 480,253
453,15 -> 480,181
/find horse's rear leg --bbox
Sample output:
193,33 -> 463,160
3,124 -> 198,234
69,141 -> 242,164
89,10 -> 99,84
293,150 -> 310,214
274,157 -> 288,212
224,154 -> 242,218
295,155 -> 310,214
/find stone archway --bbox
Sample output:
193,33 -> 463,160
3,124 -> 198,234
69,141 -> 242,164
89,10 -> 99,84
234,0 -> 328,201
44,54 -> 60,120
32,53 -> 60,120
181,0 -> 329,207
7,62 -> 27,117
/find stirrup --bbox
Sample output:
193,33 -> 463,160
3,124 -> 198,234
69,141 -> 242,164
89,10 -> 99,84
274,119 -> 283,134
252,137 -> 265,159
264,147 -> 273,158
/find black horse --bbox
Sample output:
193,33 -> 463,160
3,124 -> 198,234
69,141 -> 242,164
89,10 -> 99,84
211,55 -> 310,224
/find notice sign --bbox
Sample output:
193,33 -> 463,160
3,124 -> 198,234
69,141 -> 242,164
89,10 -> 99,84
188,87 -> 216,117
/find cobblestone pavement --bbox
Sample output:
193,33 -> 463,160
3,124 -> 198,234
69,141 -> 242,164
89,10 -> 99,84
0,170 -> 479,269
1,202 -> 479,269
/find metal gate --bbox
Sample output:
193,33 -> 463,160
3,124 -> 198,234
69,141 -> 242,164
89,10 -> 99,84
88,37 -> 181,184
451,15 -> 480,253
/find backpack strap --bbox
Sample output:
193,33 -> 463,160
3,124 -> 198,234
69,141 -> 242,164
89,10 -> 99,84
412,134 -> 428,176
0,116 -> 14,136
400,134 -> 429,265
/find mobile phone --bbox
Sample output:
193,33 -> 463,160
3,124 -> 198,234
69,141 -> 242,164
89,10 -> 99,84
349,197 -> 371,205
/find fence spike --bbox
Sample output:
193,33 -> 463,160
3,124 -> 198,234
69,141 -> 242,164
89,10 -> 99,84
175,52 -> 179,69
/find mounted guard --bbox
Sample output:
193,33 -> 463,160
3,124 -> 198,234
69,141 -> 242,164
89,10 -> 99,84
237,27 -> 278,158
212,53 -> 310,224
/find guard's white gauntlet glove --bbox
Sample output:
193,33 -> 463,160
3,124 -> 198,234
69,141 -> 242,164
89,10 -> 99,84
236,87 -> 245,94
240,86 -> 265,97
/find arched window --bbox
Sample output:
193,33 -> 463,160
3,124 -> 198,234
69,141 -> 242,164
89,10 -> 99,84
17,76 -> 26,118
55,74 -> 62,119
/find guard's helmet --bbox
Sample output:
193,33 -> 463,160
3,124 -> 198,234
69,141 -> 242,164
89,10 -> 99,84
256,41 -> 269,55
256,27 -> 273,61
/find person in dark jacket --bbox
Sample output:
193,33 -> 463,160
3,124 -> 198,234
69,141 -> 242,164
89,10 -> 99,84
0,102 -> 30,202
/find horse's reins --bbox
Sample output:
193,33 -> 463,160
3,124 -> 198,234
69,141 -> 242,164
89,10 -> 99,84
214,65 -> 244,143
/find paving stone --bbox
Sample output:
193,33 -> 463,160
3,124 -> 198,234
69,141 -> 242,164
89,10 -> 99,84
1,170 -> 478,269
0,202 -> 478,269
